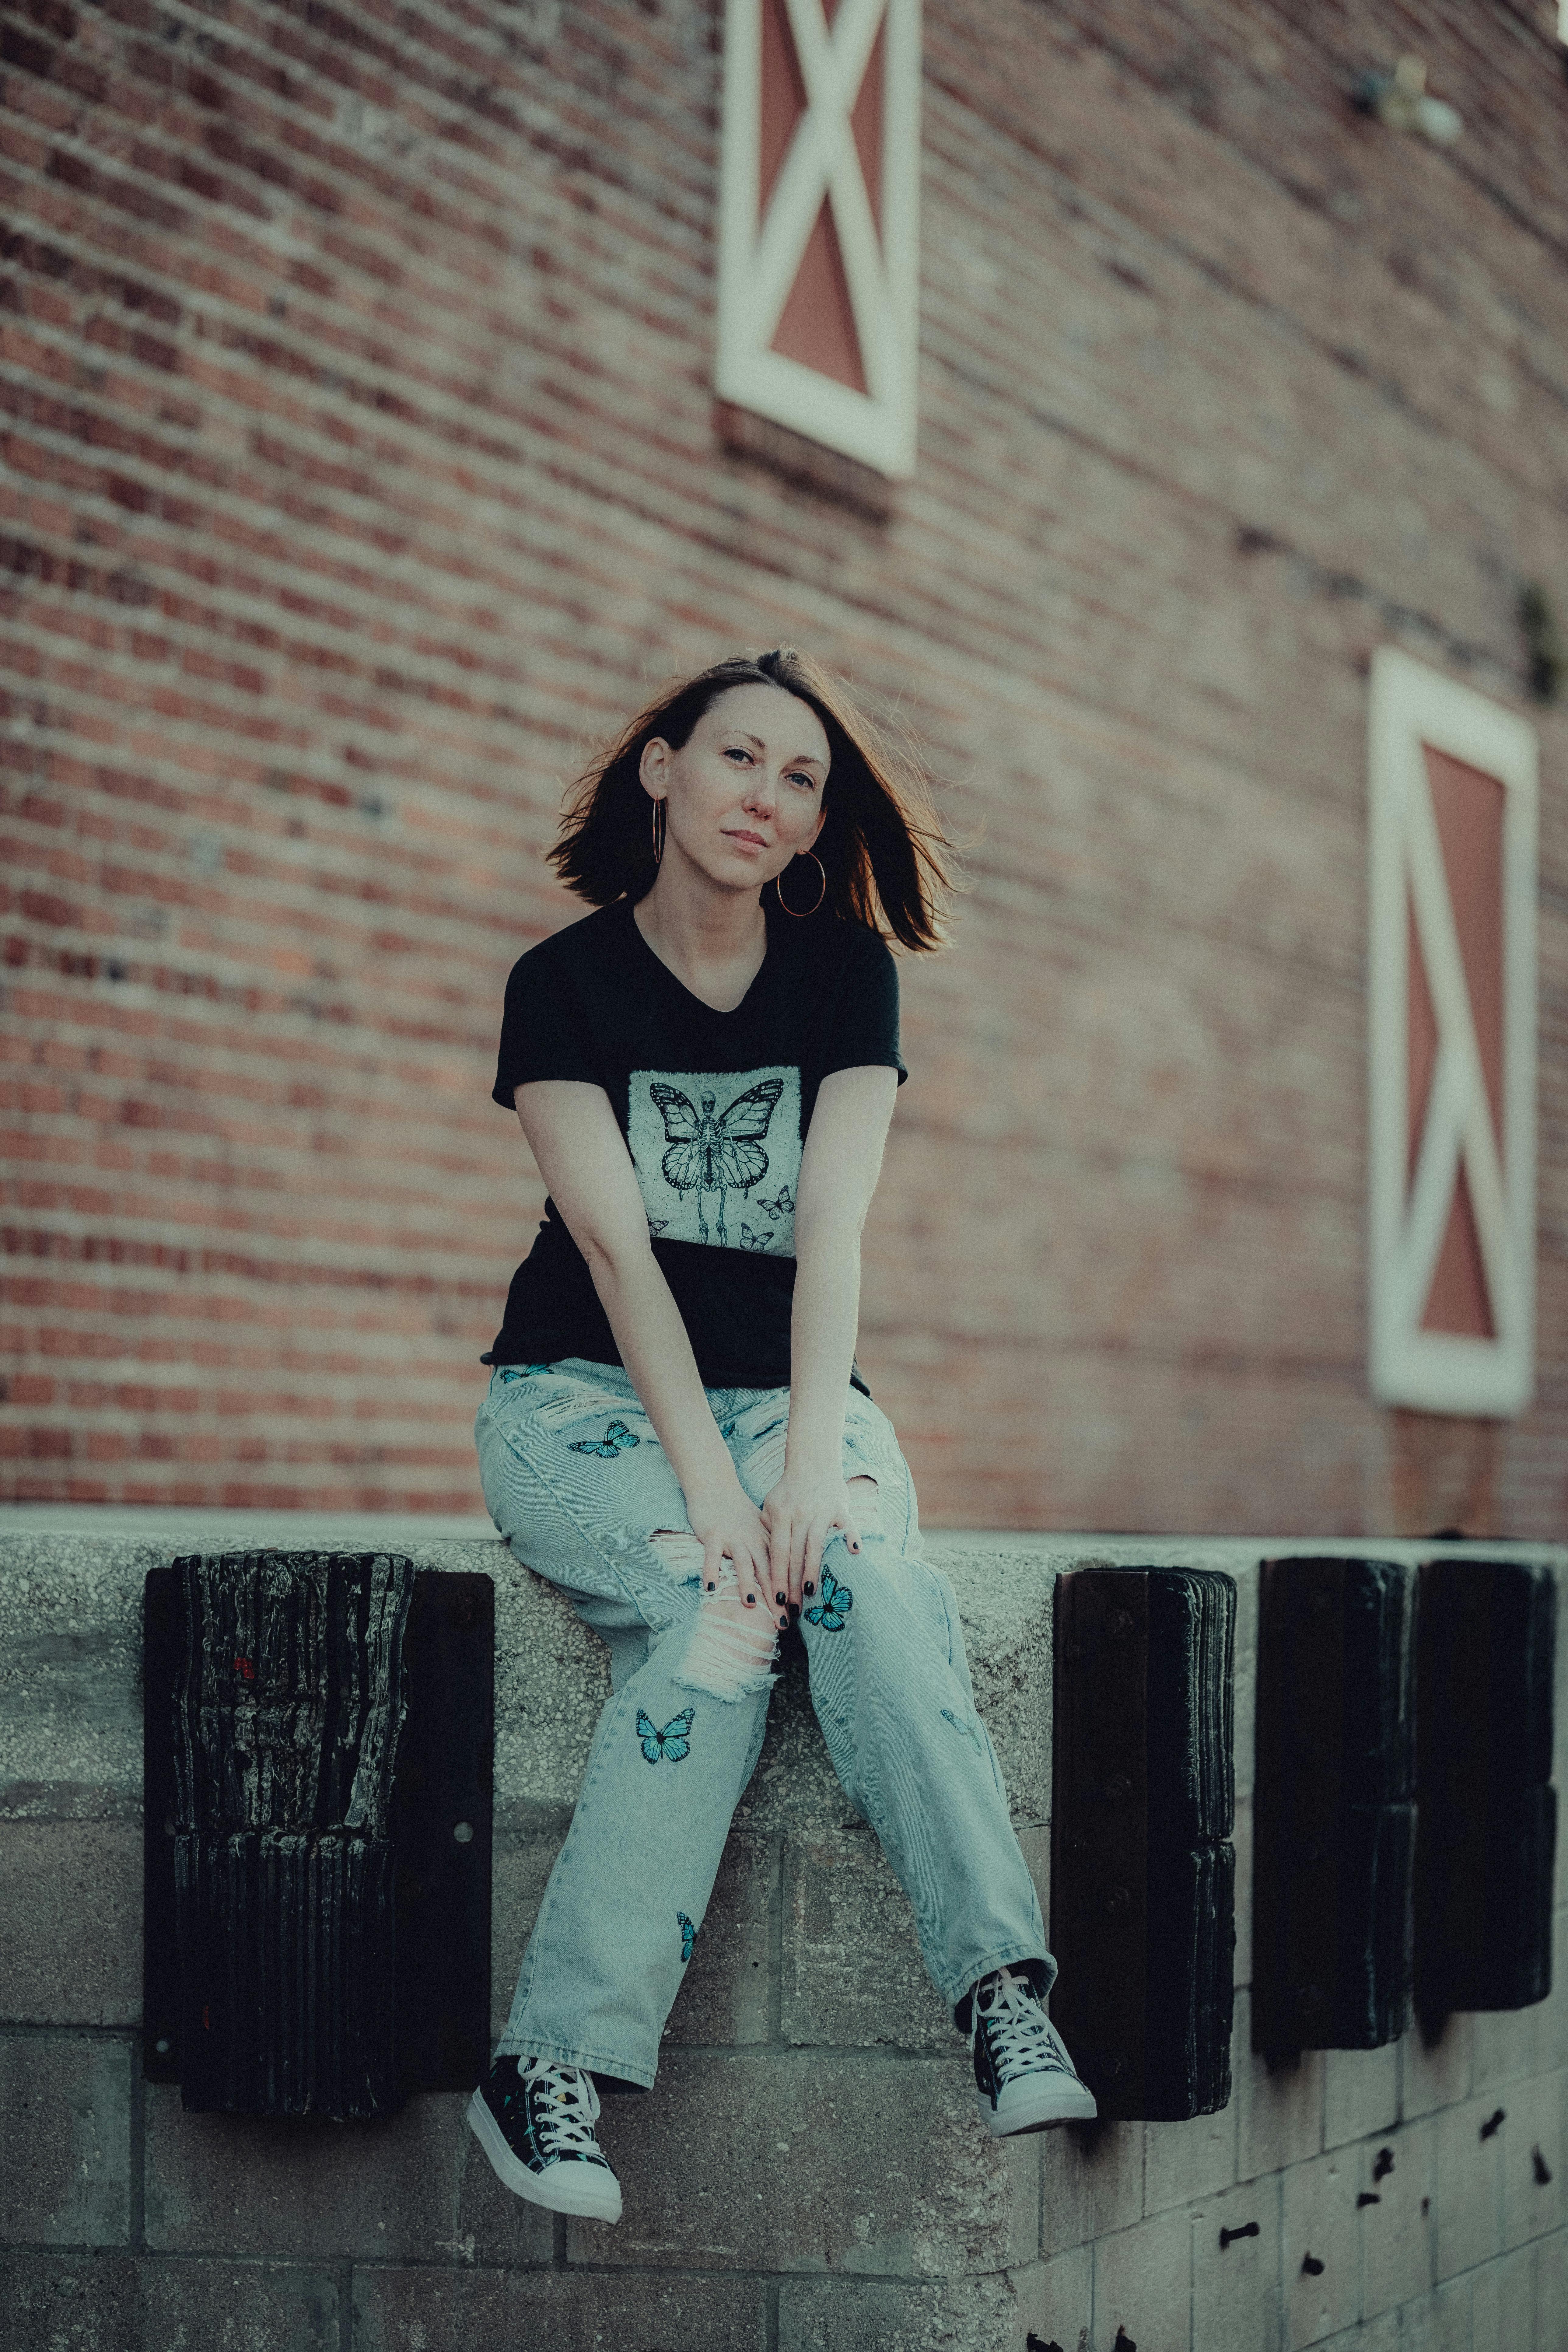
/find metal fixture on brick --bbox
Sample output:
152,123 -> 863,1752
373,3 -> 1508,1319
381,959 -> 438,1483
1353,57 -> 1462,145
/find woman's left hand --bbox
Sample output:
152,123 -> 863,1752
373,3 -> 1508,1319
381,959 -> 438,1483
761,1465 -> 863,1616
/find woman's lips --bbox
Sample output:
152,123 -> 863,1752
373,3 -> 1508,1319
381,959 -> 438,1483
723,830 -> 768,849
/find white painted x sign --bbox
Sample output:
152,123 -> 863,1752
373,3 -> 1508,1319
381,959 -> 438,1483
1368,649 -> 1537,1416
1393,760 -> 1510,1340
717,0 -> 921,477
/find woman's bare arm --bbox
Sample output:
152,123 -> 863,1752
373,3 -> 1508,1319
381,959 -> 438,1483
513,1080 -> 775,1611
768,1064 -> 900,1605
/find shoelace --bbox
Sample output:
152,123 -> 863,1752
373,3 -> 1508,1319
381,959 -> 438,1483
520,2058 -> 604,2160
975,1969 -> 1073,2087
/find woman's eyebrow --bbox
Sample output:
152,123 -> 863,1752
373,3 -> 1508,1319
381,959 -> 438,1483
728,729 -> 826,772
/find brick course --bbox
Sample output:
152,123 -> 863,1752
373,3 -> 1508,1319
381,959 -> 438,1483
3,0 -> 1568,1528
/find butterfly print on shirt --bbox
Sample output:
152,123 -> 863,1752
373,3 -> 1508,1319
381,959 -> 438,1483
649,1077 -> 783,1247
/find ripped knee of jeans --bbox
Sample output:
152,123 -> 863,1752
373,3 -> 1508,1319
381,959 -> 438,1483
652,1542 -> 779,1702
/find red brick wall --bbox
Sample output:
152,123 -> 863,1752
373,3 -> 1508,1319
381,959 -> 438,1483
3,0 -> 1566,1531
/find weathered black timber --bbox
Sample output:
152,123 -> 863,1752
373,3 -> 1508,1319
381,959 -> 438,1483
387,1570 -> 494,2093
1251,1558 -> 1416,2056
143,1555 -> 492,2117
1051,1566 -> 1237,2120
1415,1559 -> 1556,2022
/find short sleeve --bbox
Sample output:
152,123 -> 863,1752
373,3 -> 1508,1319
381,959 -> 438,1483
491,941 -> 598,1108
822,930 -> 908,1086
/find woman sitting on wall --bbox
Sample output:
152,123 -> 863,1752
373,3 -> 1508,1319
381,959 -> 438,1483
467,648 -> 1095,2224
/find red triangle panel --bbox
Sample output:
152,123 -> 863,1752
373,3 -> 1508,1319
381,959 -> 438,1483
769,198 -> 867,393
1419,1162 -> 1495,1340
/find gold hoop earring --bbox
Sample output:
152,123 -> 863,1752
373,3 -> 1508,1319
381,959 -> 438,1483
775,849 -> 826,917
651,797 -> 667,865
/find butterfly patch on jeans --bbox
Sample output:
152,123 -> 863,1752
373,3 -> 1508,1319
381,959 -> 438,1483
941,1707 -> 986,1756
677,1911 -> 696,1963
498,1363 -> 553,1384
570,1419 -> 640,1459
803,1565 -> 852,1632
637,1706 -> 694,1764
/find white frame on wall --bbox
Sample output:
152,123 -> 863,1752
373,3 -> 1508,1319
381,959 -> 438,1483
716,0 -> 922,479
1367,646 -> 1538,1417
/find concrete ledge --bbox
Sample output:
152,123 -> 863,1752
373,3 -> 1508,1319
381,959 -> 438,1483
2,1512 -> 1565,2352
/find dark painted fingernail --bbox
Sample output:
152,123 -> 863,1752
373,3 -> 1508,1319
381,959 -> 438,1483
803,1581 -> 815,1595
744,1594 -> 755,1606
779,1612 -> 789,1627
775,1591 -> 786,1605
706,1581 -> 715,1592
851,1543 -> 860,1553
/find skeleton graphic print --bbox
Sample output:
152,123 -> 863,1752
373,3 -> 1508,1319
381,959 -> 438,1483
627,1066 -> 802,1253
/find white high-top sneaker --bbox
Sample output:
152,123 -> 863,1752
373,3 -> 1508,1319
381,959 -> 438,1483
467,2054 -> 623,2222
970,1968 -> 1098,2135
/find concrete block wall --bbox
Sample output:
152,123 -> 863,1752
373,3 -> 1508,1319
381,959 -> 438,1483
5,0 -> 1568,1535
2,1511 -> 1564,2352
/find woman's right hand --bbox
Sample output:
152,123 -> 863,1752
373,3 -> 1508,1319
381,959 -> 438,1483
684,1479 -> 782,1628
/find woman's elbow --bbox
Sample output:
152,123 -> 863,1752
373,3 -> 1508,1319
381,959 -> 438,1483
578,1227 -> 655,1287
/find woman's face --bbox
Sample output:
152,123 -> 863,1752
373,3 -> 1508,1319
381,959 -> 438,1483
641,681 -> 829,896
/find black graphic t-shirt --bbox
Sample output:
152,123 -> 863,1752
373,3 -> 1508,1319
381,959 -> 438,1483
485,894 -> 907,1390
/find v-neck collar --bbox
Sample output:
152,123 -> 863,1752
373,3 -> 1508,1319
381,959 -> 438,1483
625,895 -> 773,1019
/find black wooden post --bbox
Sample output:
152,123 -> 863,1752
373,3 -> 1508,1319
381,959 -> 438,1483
1251,1557 -> 1416,2057
1415,1557 -> 1556,2024
143,1553 -> 492,2118
1051,1566 -> 1236,2120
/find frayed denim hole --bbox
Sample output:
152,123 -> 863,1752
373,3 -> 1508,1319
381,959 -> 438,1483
839,1469 -> 880,1549
656,1550 -> 778,1701
533,1382 -> 653,1432
646,1527 -> 706,1582
737,1421 -> 790,1500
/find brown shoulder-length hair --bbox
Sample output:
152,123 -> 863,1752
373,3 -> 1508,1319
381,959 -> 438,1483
547,648 -> 954,951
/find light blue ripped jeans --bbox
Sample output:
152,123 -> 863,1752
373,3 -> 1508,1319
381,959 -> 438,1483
474,1357 -> 1052,2089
